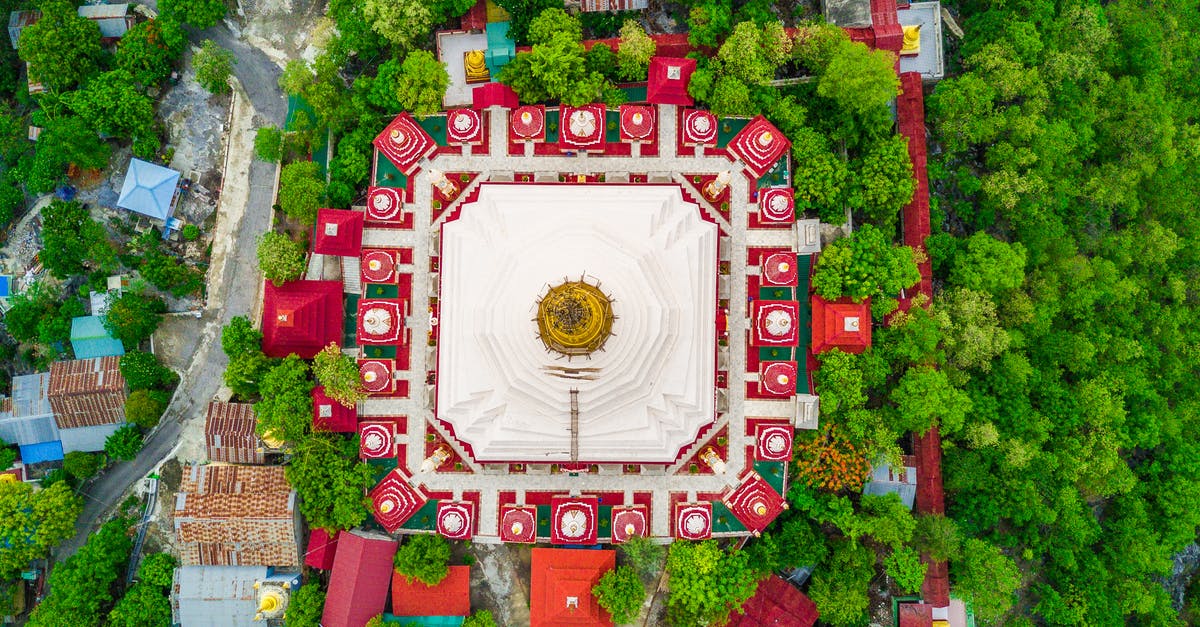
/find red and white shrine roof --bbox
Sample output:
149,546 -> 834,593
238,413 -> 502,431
369,468 -> 426,532
751,300 -> 800,347
761,252 -> 799,287
812,295 -> 872,354
727,116 -> 790,179
373,112 -> 436,175
314,208 -> 365,257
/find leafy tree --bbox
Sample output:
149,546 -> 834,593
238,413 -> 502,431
116,19 -> 185,87
585,43 -> 619,82
63,451 -> 103,482
4,281 -> 58,343
394,50 -> 450,118
257,232 -> 307,287
194,40 -> 235,94
27,517 -> 132,626
284,584 -> 325,627
313,343 -> 366,408
593,565 -> 644,624
619,534 -> 665,579
0,481 -> 82,580
224,351 -> 275,399
394,534 -> 452,586
791,424 -> 872,492
120,351 -> 175,391
24,116 -> 111,194
159,0 -> 227,29
529,8 -> 581,45
816,39 -> 900,118
279,59 -> 314,96
687,0 -> 733,49
65,70 -> 156,139
811,225 -> 920,307
329,135 -> 370,189
461,610 -> 497,627
254,126 -> 283,162
285,433 -> 373,531
913,514 -> 961,562
954,539 -> 1020,622
139,246 -> 204,297
947,232 -> 1028,296
106,582 -> 171,627
494,0 -> 560,45
364,616 -> 385,627
938,288 -> 1010,372
718,21 -> 790,86
616,20 -> 655,81
221,316 -> 263,357
885,547 -> 927,594
278,161 -> 325,225
665,540 -> 760,626
39,200 -> 116,280
362,0 -> 432,51
104,292 -> 166,350
105,425 -> 144,461
849,135 -> 915,231
136,552 -> 177,588
125,389 -> 168,429
254,355 -> 314,445
17,0 -> 102,90
0,445 -> 15,472
791,126 -> 849,223
890,367 -> 972,435
807,541 -> 874,627
500,33 -> 607,106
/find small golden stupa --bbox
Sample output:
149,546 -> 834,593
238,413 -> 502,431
464,50 -> 490,83
901,25 -> 922,56
535,279 -> 615,357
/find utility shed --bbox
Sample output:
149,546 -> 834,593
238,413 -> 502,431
76,3 -> 131,39
69,315 -> 126,360
172,566 -> 300,627
47,356 -> 127,429
0,373 -> 58,448
823,0 -> 872,27
117,158 -> 181,222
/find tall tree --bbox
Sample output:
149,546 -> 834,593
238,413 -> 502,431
17,0 -> 102,90
257,232 -> 307,287
664,541 -> 760,626
284,433 -> 373,531
616,20 -> 656,81
116,19 -> 186,87
24,116 -> 111,194
27,518 -> 132,626
158,0 -> 227,29
313,343 -> 367,408
394,534 -> 451,585
39,200 -> 116,279
278,161 -> 325,225
65,70 -> 157,139
393,50 -> 450,117
0,481 -> 82,580
104,292 -> 166,349
362,0 -> 433,51
254,355 -> 314,445
193,40 -> 235,94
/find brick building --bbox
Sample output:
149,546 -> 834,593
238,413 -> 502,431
174,465 -> 300,567
47,356 -> 127,429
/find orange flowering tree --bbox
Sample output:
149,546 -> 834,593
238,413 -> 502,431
792,424 -> 872,492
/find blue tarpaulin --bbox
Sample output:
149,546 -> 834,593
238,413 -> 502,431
19,440 -> 63,463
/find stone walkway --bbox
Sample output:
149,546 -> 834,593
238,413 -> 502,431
361,104 -> 802,541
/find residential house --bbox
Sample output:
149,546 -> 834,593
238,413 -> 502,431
174,464 -> 301,567
204,402 -> 266,465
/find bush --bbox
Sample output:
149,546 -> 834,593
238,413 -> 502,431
63,451 -> 103,481
619,535 -> 665,579
104,425 -> 144,461
284,584 -> 324,627
256,231 -> 307,287
137,552 -> 177,588
254,126 -> 283,162
592,565 -> 644,624
119,351 -> 176,391
278,161 -> 325,225
124,389 -> 169,429
181,224 -> 200,241
462,610 -> 497,627
394,534 -> 451,586
193,40 -> 235,95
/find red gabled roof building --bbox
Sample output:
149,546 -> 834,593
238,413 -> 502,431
47,356 -> 127,429
724,575 -> 818,627
304,528 -> 338,570
260,280 -> 343,358
530,548 -> 615,627
391,564 -> 472,617
646,57 -> 696,106
312,386 -> 357,432
313,209 -> 365,257
321,531 -> 398,627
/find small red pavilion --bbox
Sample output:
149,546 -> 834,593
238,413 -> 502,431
646,57 -> 696,106
811,295 -> 872,354
727,116 -> 791,179
260,280 -> 343,358
303,528 -> 338,570
724,575 -> 818,627
313,208 -> 364,257
373,112 -> 436,175
321,531 -> 398,627
392,564 -> 471,618
312,386 -> 357,432
530,548 -> 615,627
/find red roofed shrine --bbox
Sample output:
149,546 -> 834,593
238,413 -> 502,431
312,386 -> 357,432
530,548 -> 615,627
260,280 -> 343,358
646,57 -> 696,106
472,81 -> 519,109
724,575 -> 818,627
321,531 -> 397,627
374,112 -> 436,175
392,565 -> 472,617
370,468 -> 427,532
723,471 -> 787,535
304,528 -> 338,570
811,295 -> 872,354
727,116 -> 791,179
313,209 -> 364,257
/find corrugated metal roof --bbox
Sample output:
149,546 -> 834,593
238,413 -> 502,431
76,4 -> 130,38
70,316 -> 126,360
11,373 -> 51,418
59,422 -> 125,454
0,413 -> 58,447
172,565 -> 267,627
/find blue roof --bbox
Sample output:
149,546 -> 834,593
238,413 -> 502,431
117,158 -> 181,221
69,316 -> 126,359
0,276 -> 10,297
19,440 -> 63,463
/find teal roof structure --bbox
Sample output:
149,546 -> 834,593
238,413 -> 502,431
117,158 -> 180,221
485,22 -> 514,75
70,316 -> 125,359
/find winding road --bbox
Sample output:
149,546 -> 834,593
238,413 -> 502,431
54,19 -> 284,561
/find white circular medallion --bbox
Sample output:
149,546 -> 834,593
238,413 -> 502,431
372,194 -> 393,211
363,307 -> 393,336
766,434 -> 788,453
569,110 -> 597,137
364,432 -> 383,450
510,521 -> 524,535
441,511 -> 465,533
389,129 -> 405,145
684,513 -> 706,535
453,113 -> 474,132
693,116 -> 711,133
559,510 -> 588,538
764,309 -> 793,337
380,498 -> 394,514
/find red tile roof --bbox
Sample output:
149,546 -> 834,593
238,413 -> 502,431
646,57 -> 696,106
727,116 -> 791,179
304,528 -> 338,570
261,280 -> 343,358
313,209 -> 365,257
47,356 -> 127,429
174,465 -> 299,567
322,531 -> 398,627
897,602 -> 933,627
724,575 -> 818,627
811,295 -> 871,354
204,402 -> 264,464
473,82 -> 519,109
373,112 -> 436,175
391,565 -> 471,617
312,386 -> 357,433
530,548 -> 615,627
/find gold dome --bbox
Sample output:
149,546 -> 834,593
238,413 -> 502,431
536,280 -> 614,357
